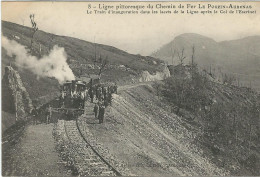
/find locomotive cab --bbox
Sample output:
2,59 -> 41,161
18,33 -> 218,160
61,81 -> 72,98
60,80 -> 87,109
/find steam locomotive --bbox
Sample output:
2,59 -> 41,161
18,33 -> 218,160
60,80 -> 87,109
56,77 -> 100,119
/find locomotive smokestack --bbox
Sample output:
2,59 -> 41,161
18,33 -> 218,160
2,36 -> 75,83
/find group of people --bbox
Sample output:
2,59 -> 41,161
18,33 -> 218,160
88,83 -> 117,106
88,83 -> 118,124
61,86 -> 86,100
93,103 -> 105,124
60,83 -> 87,109
30,104 -> 52,125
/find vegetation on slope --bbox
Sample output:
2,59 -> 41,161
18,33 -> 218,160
157,64 -> 260,175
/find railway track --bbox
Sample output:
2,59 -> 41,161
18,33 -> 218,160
62,119 -> 121,176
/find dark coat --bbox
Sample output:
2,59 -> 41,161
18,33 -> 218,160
98,106 -> 105,123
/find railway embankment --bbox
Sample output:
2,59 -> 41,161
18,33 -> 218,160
76,84 -> 228,176
54,118 -> 126,176
77,102 -> 132,176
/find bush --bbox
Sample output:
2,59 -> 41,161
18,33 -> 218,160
161,66 -> 211,113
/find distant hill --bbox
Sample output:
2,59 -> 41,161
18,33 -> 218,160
152,33 -> 260,91
2,20 -> 165,106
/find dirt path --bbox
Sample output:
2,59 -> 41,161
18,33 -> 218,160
118,81 -> 156,91
2,123 -> 70,176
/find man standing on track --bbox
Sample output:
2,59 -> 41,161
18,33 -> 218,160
108,92 -> 112,106
31,106 -> 38,125
89,88 -> 94,103
98,105 -> 105,124
93,103 -> 99,119
46,105 -> 52,124
114,83 -> 118,94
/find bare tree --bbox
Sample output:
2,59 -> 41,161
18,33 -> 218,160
222,73 -> 235,85
48,34 -> 55,52
97,55 -> 109,79
93,36 -> 97,65
39,43 -> 42,57
29,14 -> 38,51
170,45 -> 176,65
177,48 -> 186,65
79,66 -> 83,78
191,45 -> 195,67
191,45 -> 196,79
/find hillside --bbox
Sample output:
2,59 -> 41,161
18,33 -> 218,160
152,33 -> 260,91
2,20 -> 165,106
78,84 -> 228,176
159,65 -> 260,175
77,75 -> 259,175
2,20 -> 164,75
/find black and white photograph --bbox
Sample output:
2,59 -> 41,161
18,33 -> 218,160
1,1 -> 260,176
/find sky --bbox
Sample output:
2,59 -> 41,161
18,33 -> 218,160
2,2 -> 260,55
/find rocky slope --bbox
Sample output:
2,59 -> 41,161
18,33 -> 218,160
2,66 -> 34,131
78,83 -> 229,176
139,66 -> 170,82
2,66 -> 33,118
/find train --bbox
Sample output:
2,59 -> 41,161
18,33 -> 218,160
55,76 -> 101,119
60,80 -> 87,109
55,75 -> 117,120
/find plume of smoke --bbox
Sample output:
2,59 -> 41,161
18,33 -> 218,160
2,36 -> 75,83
